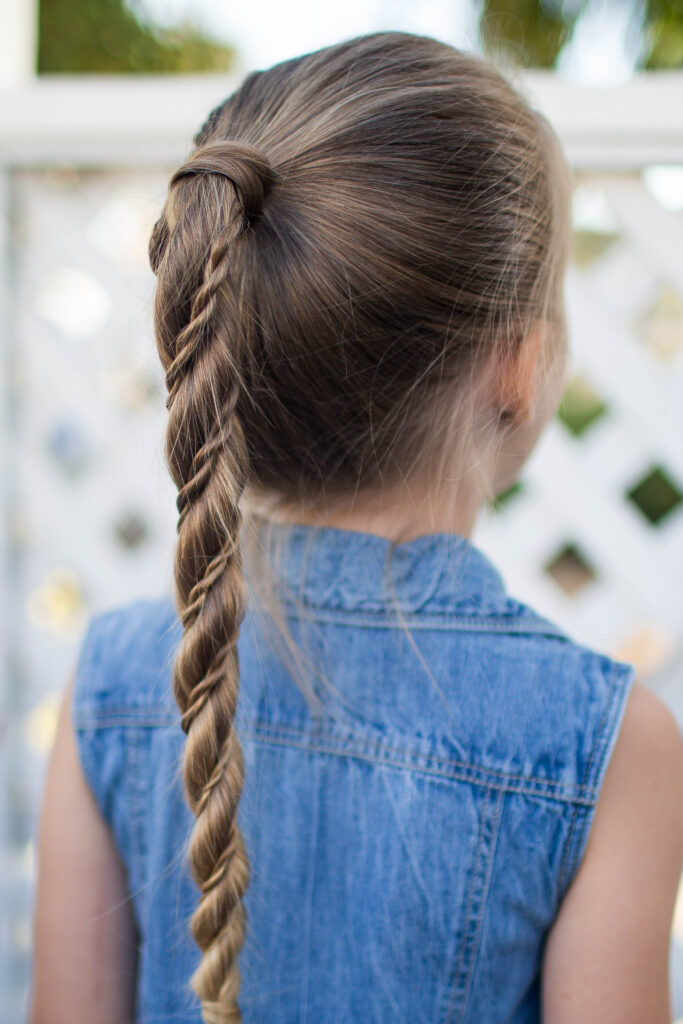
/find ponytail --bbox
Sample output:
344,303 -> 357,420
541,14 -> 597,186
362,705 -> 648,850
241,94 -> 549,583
149,140 -> 273,1023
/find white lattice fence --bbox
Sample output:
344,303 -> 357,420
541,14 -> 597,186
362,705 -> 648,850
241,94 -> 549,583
0,72 -> 682,1021
477,168 -> 683,698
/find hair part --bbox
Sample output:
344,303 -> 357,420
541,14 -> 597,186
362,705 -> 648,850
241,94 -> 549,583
148,29 -> 573,1022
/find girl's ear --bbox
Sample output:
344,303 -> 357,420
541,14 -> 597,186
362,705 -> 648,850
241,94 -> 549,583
486,321 -> 548,426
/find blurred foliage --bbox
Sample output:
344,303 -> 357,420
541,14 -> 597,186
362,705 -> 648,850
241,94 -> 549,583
644,0 -> 683,68
38,0 -> 236,73
480,0 -> 583,67
479,0 -> 683,69
36,0 -> 683,74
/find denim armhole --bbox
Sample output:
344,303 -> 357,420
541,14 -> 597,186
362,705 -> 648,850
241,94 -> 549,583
557,655 -> 638,899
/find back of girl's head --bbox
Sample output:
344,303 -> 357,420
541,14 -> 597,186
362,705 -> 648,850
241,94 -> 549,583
148,30 -> 573,1023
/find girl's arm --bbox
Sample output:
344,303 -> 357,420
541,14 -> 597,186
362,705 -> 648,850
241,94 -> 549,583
28,673 -> 139,1024
542,680 -> 683,1023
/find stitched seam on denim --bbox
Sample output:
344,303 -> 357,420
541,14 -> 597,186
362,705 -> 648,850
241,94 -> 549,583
557,658 -> 617,894
441,787 -> 490,1024
278,604 -> 570,637
73,709 -> 177,728
456,786 -> 505,1024
449,785 -> 505,1024
126,729 -> 149,911
242,731 -> 597,805
71,714 -> 597,802
248,722 -> 593,797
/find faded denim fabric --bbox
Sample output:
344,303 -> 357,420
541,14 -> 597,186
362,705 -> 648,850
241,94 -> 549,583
71,523 -> 636,1024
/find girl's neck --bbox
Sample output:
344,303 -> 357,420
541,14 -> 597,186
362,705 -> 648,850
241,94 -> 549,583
247,472 -> 488,545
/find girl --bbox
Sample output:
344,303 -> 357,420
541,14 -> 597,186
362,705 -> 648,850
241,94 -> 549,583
30,31 -> 683,1024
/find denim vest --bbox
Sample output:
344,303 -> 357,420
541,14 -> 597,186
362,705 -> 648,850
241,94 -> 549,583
71,523 -> 636,1024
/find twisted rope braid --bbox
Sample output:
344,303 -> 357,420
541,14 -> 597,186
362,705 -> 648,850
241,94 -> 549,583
150,140 -> 273,1024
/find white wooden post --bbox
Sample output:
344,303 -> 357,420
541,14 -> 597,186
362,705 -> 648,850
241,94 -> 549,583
0,0 -> 37,90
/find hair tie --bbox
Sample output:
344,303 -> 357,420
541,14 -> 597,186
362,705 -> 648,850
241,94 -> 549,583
170,140 -> 274,223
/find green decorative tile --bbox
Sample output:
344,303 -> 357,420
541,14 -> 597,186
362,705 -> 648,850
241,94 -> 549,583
626,465 -> 683,525
557,374 -> 609,437
490,479 -> 524,512
571,228 -> 621,269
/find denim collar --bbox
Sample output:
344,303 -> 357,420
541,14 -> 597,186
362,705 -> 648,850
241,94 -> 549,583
249,520 -> 509,616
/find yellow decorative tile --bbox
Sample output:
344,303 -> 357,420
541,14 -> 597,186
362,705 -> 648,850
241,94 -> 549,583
26,569 -> 86,638
612,621 -> 677,680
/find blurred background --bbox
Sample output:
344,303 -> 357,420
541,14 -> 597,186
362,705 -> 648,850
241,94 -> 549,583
1,0 -> 682,1020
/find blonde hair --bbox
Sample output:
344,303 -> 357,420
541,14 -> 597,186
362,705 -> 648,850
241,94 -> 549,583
148,30 -> 572,1022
